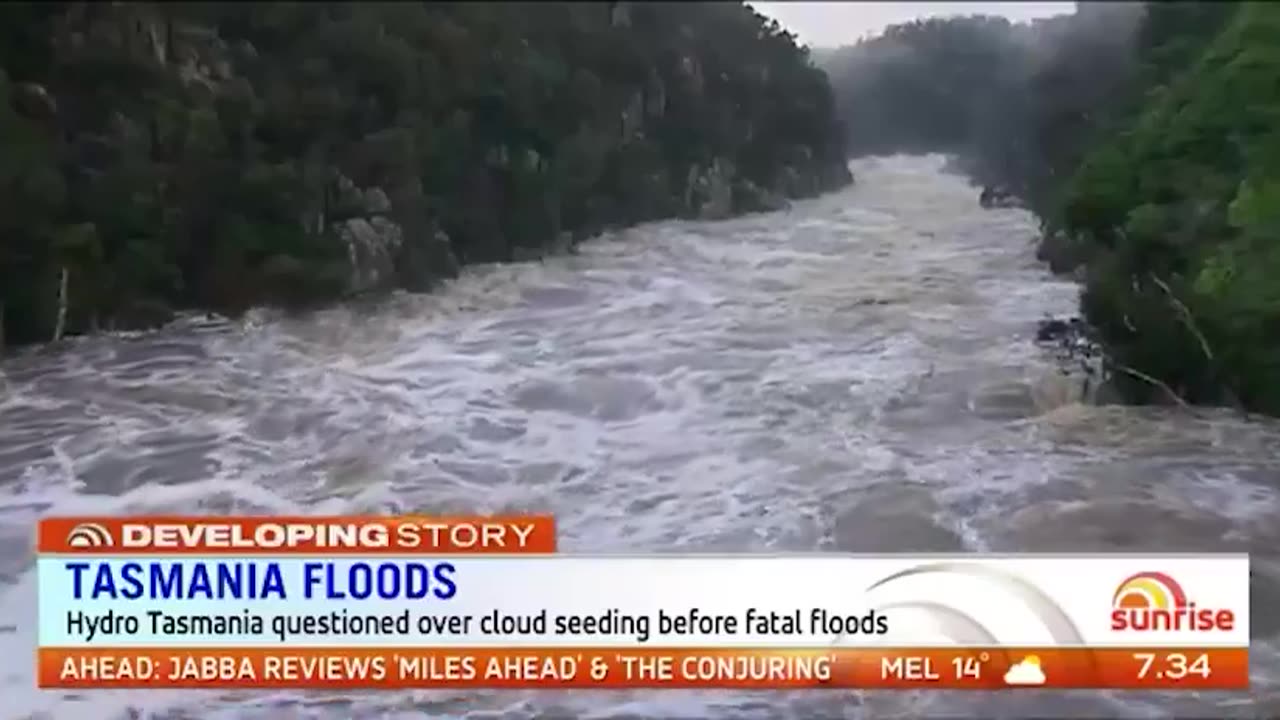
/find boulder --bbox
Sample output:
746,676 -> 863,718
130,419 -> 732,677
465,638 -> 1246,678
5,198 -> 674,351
821,161 -> 855,190
979,186 -> 1021,209
685,158 -> 734,220
336,216 -> 403,294
362,187 -> 391,215
396,223 -> 459,292
774,165 -> 803,198
732,179 -> 790,214
330,173 -> 366,221
13,83 -> 57,122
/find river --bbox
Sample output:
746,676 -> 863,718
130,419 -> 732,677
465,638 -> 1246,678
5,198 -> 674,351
1,156 -> 1277,719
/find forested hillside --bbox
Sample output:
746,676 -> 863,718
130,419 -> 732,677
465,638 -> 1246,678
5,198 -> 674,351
0,2 -> 850,347
821,3 -> 1147,218
823,2 -> 1280,416
1061,4 -> 1280,412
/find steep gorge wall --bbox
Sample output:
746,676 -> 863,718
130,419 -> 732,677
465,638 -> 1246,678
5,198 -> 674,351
0,2 -> 851,347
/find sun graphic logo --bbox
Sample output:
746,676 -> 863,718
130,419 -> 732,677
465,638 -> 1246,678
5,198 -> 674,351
1109,571 -> 1236,632
65,522 -> 115,548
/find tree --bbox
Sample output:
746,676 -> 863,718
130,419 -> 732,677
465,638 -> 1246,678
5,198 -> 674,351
0,1 -> 851,346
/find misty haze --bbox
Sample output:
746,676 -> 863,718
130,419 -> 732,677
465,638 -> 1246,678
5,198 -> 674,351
1,2 -> 1277,718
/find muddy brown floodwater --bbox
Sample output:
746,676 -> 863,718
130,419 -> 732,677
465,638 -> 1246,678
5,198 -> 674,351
2,156 -> 1277,719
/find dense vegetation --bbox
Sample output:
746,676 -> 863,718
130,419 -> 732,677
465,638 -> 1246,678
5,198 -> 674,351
823,2 -> 1280,416
0,2 -> 851,347
1061,3 -> 1280,412
822,4 -> 1148,217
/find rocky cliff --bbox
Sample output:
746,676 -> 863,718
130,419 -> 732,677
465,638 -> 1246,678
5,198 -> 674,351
0,2 -> 851,346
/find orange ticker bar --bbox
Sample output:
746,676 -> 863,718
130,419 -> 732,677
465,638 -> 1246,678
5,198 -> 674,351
37,516 -> 557,554
38,647 -> 1248,690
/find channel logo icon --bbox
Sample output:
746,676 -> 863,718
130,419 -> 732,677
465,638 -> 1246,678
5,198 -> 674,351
1109,571 -> 1235,632
65,522 -> 114,548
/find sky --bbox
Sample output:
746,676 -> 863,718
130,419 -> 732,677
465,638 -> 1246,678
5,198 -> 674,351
749,2 -> 1077,48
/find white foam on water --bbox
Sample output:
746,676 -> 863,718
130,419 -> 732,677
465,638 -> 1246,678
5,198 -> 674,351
1,156 -> 1278,719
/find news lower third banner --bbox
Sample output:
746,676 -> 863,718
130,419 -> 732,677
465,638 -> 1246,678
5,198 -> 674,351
36,516 -> 1250,690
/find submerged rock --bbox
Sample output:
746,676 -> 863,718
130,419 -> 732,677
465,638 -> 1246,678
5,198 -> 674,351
979,186 -> 1021,209
1034,315 -> 1108,402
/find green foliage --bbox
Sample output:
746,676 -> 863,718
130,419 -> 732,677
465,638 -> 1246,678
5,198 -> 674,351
1058,3 -> 1280,414
824,2 -> 1280,415
0,1 -> 849,345
1228,176 -> 1280,239
820,4 -> 1237,219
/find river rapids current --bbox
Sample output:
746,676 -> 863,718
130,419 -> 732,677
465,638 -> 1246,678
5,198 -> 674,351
1,156 -> 1278,719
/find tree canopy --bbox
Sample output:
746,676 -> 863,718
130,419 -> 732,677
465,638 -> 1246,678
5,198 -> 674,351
822,2 -> 1280,415
0,1 -> 850,346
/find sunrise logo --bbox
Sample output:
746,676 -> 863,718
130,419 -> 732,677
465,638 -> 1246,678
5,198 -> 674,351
1109,571 -> 1235,632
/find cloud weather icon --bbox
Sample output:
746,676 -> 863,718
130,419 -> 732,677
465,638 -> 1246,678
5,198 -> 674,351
1003,656 -> 1047,686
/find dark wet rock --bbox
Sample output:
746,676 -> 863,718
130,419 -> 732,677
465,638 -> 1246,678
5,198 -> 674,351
1036,318 -> 1071,342
1034,315 -> 1105,391
685,158 -> 735,220
821,160 -> 856,191
1035,315 -> 1090,345
397,224 -> 459,293
979,185 -> 1020,209
13,82 -> 57,122
732,179 -> 791,214
113,299 -> 175,331
1037,230 -> 1091,275
337,217 -> 403,294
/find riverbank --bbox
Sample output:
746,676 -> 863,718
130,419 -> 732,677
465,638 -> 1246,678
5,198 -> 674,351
0,160 -> 852,354
0,2 -> 850,351
823,3 -> 1280,416
1047,4 -> 1280,417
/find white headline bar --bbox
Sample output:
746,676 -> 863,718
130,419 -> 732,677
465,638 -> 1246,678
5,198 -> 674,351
37,555 -> 1250,648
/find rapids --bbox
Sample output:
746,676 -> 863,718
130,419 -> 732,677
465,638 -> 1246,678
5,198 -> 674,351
1,156 -> 1277,719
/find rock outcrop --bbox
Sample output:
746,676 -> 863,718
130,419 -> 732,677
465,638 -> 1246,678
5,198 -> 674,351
0,2 -> 853,347
688,158 -> 735,220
